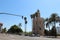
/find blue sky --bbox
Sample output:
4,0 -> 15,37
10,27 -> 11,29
0,0 -> 60,32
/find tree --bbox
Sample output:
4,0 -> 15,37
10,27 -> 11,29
44,29 -> 49,36
2,28 -> 7,33
50,13 -> 58,26
45,13 -> 58,37
46,13 -> 58,30
7,25 -> 23,34
30,15 -> 33,19
30,14 -> 35,19
51,26 -> 57,37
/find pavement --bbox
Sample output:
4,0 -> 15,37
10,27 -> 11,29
0,33 -> 60,40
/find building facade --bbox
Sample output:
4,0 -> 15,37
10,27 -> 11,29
31,10 -> 44,36
56,27 -> 60,34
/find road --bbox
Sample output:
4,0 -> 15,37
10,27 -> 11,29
0,33 -> 60,40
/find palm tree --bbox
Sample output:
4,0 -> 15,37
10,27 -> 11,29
45,18 -> 50,31
31,14 -> 35,19
30,15 -> 33,19
50,13 -> 58,26
45,13 -> 58,37
46,13 -> 58,28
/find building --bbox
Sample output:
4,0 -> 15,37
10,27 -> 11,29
0,23 -> 3,32
31,10 -> 44,36
56,27 -> 60,34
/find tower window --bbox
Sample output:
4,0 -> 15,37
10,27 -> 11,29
40,28 -> 41,30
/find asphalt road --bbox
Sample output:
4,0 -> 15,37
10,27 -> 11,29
0,33 -> 60,40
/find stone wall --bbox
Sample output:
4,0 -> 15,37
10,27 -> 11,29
32,10 -> 44,36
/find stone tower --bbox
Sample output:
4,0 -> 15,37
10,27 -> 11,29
31,10 -> 44,36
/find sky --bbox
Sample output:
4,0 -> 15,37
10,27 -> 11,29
0,0 -> 60,32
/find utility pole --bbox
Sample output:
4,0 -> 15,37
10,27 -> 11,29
0,13 -> 27,35
24,17 -> 27,35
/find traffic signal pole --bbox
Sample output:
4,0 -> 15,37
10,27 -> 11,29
0,13 -> 27,35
